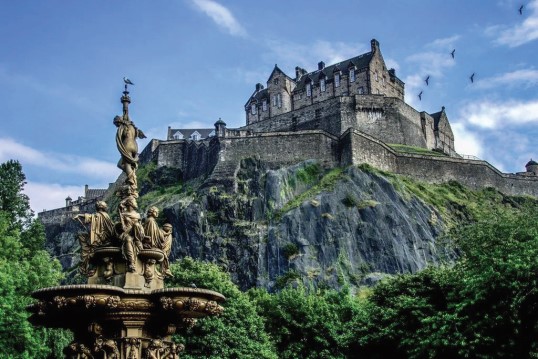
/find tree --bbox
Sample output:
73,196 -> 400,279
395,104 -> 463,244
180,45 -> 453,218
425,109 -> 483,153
248,286 -> 357,359
0,160 -> 33,230
0,213 -> 71,358
168,257 -> 277,358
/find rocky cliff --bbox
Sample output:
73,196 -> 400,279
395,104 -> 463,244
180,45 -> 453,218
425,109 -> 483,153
44,159 -> 530,290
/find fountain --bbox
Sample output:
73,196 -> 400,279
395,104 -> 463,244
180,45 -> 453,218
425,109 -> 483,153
27,80 -> 225,358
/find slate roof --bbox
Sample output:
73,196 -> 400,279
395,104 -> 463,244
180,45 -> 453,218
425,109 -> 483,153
526,159 -> 538,166
429,108 -> 446,130
169,128 -> 215,140
85,189 -> 107,200
294,52 -> 374,91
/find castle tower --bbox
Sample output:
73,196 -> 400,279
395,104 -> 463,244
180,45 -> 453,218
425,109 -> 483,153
526,159 -> 538,175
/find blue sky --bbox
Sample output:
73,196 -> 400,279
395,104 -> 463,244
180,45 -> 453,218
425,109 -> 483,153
1,0 -> 538,213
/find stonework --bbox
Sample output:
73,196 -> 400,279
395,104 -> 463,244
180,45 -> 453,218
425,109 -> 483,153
137,39 -> 537,198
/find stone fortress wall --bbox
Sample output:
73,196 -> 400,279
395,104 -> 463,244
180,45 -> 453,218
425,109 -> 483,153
140,122 -> 538,198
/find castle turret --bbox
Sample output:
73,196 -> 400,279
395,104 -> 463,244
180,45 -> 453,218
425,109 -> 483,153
526,159 -> 538,175
65,196 -> 72,207
215,118 -> 227,138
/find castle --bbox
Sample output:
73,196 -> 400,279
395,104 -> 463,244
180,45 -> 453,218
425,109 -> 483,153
39,39 -> 538,221
138,38 -> 538,197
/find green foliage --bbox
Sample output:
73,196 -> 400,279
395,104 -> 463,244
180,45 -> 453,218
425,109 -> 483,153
0,214 -> 71,358
167,258 -> 277,358
295,162 -> 322,185
278,167 -> 344,219
342,193 -> 358,207
388,144 -> 447,157
275,270 -> 301,289
282,243 -> 299,259
248,286 -> 358,359
0,160 -> 33,230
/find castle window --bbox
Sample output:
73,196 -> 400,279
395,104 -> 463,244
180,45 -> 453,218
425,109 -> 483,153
262,100 -> 267,112
277,93 -> 282,108
173,131 -> 184,140
306,83 -> 312,97
382,76 -> 385,86
191,131 -> 201,140
251,103 -> 257,115
272,95 -> 276,107
320,78 -> 326,92
358,87 -> 364,94
335,73 -> 340,87
349,68 -> 355,82
375,71 -> 379,81
273,78 -> 279,85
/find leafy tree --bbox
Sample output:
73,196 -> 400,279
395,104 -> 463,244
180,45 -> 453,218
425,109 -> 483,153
248,286 -> 358,359
168,257 -> 277,358
0,213 -> 71,358
0,160 -> 33,230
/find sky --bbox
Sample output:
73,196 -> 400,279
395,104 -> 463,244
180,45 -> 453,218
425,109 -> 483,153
1,0 -> 538,213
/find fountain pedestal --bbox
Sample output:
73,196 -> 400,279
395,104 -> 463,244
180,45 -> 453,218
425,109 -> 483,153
27,82 -> 225,358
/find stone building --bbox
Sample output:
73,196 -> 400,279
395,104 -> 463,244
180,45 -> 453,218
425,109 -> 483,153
245,39 -> 404,126
166,127 -> 215,141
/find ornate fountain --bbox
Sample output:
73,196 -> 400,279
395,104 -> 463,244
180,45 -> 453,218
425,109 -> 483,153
28,80 -> 225,358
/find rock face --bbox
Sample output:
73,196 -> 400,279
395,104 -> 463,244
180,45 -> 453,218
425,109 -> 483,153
43,160 -> 452,291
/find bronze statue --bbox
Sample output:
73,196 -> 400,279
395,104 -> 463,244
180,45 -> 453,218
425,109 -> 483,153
159,223 -> 174,277
143,206 -> 163,249
114,115 -> 146,189
75,201 -> 115,275
117,196 -> 144,272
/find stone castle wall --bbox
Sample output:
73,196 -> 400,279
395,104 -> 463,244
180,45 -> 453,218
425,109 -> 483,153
142,126 -> 538,198
341,129 -> 538,197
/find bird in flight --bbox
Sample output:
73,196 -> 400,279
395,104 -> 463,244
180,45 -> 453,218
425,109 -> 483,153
425,75 -> 430,86
519,5 -> 524,15
418,91 -> 423,101
470,73 -> 475,83
451,49 -> 456,59
123,77 -> 134,85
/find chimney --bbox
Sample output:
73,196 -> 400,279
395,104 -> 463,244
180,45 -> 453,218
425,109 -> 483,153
255,83 -> 264,92
388,68 -> 396,77
84,184 -> 89,198
371,38 -> 380,53
318,61 -> 325,70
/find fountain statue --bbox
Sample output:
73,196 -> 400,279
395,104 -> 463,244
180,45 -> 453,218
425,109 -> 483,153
27,80 -> 225,358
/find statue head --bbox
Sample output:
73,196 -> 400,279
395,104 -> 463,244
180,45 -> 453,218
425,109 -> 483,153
113,115 -> 123,127
162,223 -> 172,233
96,201 -> 108,211
147,206 -> 159,218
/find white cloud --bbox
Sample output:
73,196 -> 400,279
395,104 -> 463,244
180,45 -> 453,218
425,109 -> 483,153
0,138 -> 117,181
474,68 -> 538,89
451,122 -> 484,158
460,99 -> 538,129
25,182 -> 85,213
488,0 -> 538,47
402,35 -> 460,108
264,39 -> 367,73
191,0 -> 246,37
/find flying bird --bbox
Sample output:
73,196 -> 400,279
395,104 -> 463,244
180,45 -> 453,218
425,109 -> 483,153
425,75 -> 430,86
519,5 -> 524,15
470,73 -> 475,83
123,77 -> 134,85
451,49 -> 456,59
418,91 -> 423,101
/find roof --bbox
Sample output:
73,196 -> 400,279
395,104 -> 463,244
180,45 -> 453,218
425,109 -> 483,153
526,159 -> 538,166
85,189 -> 106,200
169,128 -> 215,140
429,107 -> 446,130
245,88 -> 269,106
294,52 -> 374,91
